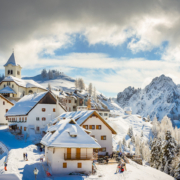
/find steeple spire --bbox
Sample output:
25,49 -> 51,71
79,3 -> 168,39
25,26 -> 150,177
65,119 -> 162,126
4,52 -> 17,67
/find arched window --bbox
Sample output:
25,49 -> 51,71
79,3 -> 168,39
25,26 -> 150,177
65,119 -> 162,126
28,90 -> 33,94
8,70 -> 11,75
17,71 -> 20,75
11,70 -> 13,74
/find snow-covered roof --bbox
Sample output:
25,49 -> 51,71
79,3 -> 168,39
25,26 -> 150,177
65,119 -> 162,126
4,52 -> 20,67
0,86 -> 17,94
41,118 -> 101,148
5,91 -> 48,116
50,110 -> 117,134
124,107 -> 132,112
0,94 -> 14,105
1,76 -> 46,90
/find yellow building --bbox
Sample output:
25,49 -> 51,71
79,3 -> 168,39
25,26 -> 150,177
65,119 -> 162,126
0,52 -> 47,99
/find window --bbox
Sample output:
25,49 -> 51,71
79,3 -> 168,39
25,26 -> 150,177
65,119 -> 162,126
25,117 -> 27,121
53,108 -> 56,112
7,82 -> 10,86
24,127 -> 26,131
63,163 -> 67,168
12,84 -> 14,88
104,113 -> 108,116
77,163 -> 82,168
8,70 -> 10,75
91,135 -> 95,138
36,127 -> 40,131
36,117 -> 39,121
3,101 -> 5,105
69,107 -> 71,111
99,113 -> 103,116
102,148 -> 106,152
96,125 -> 101,130
17,71 -> 20,75
69,100 -> 71,103
42,117 -> 46,121
66,100 -> 67,103
83,125 -> 88,129
42,108 -> 46,112
4,85 -> 6,88
101,136 -> 106,140
20,126 -> 22,130
11,70 -> 13,74
22,117 -> 24,122
28,90 -> 33,94
92,125 -> 95,129
19,117 -> 21,122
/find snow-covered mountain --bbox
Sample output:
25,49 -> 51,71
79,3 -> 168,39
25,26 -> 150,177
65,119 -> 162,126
117,74 -> 180,121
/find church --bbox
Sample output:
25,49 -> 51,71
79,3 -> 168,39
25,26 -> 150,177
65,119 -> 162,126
0,52 -> 47,100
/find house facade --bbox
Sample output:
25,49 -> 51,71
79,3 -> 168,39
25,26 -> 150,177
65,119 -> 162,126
41,119 -> 100,175
53,110 -> 117,155
0,94 -> 14,125
5,91 -> 66,134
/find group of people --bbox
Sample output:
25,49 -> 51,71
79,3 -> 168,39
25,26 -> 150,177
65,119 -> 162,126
23,153 -> 28,161
116,159 -> 126,173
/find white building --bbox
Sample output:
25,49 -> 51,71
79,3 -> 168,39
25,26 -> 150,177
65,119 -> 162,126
0,52 -> 47,99
41,118 -> 100,175
5,91 -> 66,134
124,107 -> 132,115
91,109 -> 110,120
51,110 -> 117,155
0,94 -> 14,125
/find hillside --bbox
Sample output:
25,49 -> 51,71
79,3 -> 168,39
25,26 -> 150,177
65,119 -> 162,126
117,75 -> 180,122
23,73 -> 75,91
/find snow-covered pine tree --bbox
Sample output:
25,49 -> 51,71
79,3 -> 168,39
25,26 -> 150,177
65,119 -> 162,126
48,83 -> 51,91
131,135 -> 135,144
119,140 -> 123,152
123,137 -> 127,151
127,126 -> 133,138
93,87 -> 97,102
147,115 -> 151,122
152,116 -> 158,137
48,70 -> 53,79
161,130 -> 177,174
75,79 -> 78,89
88,83 -> 93,95
174,157 -> 180,179
150,138 -> 162,169
41,69 -> 47,79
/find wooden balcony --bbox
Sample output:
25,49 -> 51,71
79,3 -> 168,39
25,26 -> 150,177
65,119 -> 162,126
64,153 -> 92,160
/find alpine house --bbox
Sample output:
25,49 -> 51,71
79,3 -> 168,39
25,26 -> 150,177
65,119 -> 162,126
41,118 -> 100,175
49,110 -> 117,155
5,91 -> 66,134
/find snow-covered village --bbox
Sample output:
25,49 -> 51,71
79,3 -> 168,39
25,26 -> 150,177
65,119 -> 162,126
1,1 -> 180,180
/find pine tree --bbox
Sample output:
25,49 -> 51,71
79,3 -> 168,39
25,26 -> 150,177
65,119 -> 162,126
48,70 -> 53,79
75,79 -> 78,89
41,69 -> 47,79
128,126 -> 134,138
131,135 -> 135,144
48,83 -> 51,91
147,115 -> 151,122
161,130 -> 177,174
88,83 -> 93,95
174,159 -> 180,179
123,137 -> 127,151
150,138 -> 162,169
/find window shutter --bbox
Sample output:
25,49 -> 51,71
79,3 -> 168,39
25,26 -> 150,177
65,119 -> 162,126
77,163 -> 82,168
101,136 -> 103,140
96,125 -> 99,129
83,125 -> 86,129
63,163 -> 67,168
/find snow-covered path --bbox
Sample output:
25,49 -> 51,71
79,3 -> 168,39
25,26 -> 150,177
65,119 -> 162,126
0,126 -> 45,180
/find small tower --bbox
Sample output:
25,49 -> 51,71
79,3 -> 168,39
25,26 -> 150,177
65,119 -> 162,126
4,52 -> 22,79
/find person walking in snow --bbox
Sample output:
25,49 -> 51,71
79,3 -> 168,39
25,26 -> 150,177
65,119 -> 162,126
23,153 -> 25,160
25,153 -> 28,160
4,162 -> 7,171
116,163 -> 121,173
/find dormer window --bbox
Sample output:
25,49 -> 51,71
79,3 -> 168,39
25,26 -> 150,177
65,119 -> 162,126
70,134 -> 77,138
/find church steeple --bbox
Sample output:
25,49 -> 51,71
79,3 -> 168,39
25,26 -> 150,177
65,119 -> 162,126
4,52 -> 22,79
4,52 -> 17,67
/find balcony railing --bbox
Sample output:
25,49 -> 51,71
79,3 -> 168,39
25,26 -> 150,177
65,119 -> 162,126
64,153 -> 92,160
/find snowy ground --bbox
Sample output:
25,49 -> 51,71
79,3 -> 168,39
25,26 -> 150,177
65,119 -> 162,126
0,120 -> 172,180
